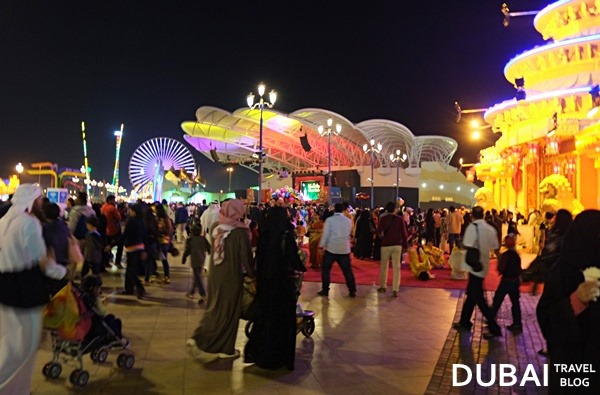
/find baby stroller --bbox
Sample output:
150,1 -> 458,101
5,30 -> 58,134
292,271 -> 316,337
42,279 -> 134,387
245,249 -> 315,338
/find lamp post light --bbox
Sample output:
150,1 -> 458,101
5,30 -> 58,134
318,118 -> 342,207
389,150 -> 407,203
80,165 -> 91,194
91,180 -> 97,199
15,162 -> 24,183
247,83 -> 277,204
362,139 -> 382,209
84,178 -> 91,196
97,181 -> 104,197
226,166 -> 234,192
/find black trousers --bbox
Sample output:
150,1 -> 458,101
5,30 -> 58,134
459,273 -> 500,332
492,279 -> 522,325
124,250 -> 145,294
321,251 -> 356,293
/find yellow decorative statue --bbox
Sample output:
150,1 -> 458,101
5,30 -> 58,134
538,174 -> 584,216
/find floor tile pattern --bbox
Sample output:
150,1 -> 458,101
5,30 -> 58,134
30,252 -> 550,395
425,290 -> 549,395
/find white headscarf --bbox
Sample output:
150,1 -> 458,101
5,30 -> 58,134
0,183 -> 41,234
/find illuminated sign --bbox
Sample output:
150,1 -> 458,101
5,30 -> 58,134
300,181 -> 321,201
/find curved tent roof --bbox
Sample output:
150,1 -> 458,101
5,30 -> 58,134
181,106 -> 457,174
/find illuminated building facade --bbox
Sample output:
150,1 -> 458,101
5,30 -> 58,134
475,0 -> 600,214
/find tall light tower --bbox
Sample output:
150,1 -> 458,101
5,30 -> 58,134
81,122 -> 91,194
362,139 -> 382,209
389,150 -> 407,203
318,118 -> 342,207
247,83 -> 277,205
112,124 -> 124,191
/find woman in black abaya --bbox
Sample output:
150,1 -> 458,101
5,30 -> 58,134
353,209 -> 374,259
536,210 -> 600,393
244,206 -> 306,370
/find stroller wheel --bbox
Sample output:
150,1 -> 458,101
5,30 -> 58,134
69,369 -> 89,387
301,317 -> 315,337
43,362 -> 62,379
244,321 -> 254,338
96,348 -> 109,363
117,353 -> 135,369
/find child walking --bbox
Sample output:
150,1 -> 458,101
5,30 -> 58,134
181,223 -> 210,304
295,220 -> 307,247
491,234 -> 523,333
81,216 -> 104,278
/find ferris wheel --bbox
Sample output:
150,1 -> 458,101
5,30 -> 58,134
128,137 -> 197,188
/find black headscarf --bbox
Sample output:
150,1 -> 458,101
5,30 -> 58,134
257,206 -> 303,281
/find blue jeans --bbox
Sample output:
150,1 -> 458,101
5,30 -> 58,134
321,251 -> 356,294
160,244 -> 171,278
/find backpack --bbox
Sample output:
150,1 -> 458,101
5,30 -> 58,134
74,214 -> 89,240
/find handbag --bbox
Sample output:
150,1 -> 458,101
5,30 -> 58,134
241,275 -> 257,321
68,234 -> 84,266
464,223 -> 482,272
169,244 -> 180,257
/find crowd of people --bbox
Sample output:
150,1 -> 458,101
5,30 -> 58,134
1,185 -> 598,390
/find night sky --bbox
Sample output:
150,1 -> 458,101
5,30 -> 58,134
0,1 -> 551,192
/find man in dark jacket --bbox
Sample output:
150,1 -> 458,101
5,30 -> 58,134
174,202 -> 189,244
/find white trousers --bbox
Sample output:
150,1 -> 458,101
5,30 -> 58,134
0,305 -> 44,395
176,223 -> 187,243
379,245 -> 403,292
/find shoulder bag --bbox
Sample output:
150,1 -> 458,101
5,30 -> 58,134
0,265 -> 50,308
68,234 -> 84,266
464,223 -> 482,272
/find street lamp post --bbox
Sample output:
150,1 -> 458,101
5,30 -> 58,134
15,163 -> 24,183
362,139 -> 382,209
91,180 -> 97,199
247,83 -> 277,205
318,118 -> 342,207
97,181 -> 104,199
389,150 -> 407,203
226,166 -> 233,192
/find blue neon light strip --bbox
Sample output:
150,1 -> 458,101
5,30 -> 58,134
484,86 -> 592,118
504,33 -> 600,75
533,0 -> 572,27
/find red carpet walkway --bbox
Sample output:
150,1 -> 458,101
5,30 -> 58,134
303,253 -> 540,293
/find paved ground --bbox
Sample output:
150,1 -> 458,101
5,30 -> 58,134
425,291 -> 549,395
30,250 -> 549,394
